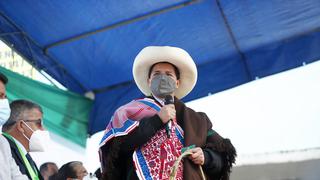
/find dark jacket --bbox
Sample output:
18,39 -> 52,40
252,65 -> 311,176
4,136 -> 43,180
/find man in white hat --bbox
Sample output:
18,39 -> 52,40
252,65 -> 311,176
99,46 -> 236,180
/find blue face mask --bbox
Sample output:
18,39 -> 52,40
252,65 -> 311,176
0,99 -> 10,126
150,74 -> 177,98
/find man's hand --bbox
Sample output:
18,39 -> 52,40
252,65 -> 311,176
188,147 -> 205,165
157,104 -> 175,124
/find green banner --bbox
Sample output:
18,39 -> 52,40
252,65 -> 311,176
1,66 -> 93,147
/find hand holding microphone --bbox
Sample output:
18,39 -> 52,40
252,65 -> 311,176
157,95 -> 175,138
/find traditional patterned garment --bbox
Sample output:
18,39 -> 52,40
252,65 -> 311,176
99,98 -> 158,145
99,97 -> 184,180
133,123 -> 184,180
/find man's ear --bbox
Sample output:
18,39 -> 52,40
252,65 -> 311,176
176,79 -> 180,88
147,78 -> 152,87
16,120 -> 25,133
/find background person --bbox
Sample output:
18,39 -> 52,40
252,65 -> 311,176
40,162 -> 58,180
0,72 -> 28,180
51,161 -> 88,180
2,99 -> 50,180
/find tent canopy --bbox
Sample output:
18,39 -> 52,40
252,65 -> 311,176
1,0 -> 320,135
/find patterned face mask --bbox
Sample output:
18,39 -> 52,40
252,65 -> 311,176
150,74 -> 177,98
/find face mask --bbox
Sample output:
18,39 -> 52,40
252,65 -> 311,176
0,99 -> 11,126
150,74 -> 177,98
83,175 -> 94,180
70,175 -> 91,180
22,121 -> 50,152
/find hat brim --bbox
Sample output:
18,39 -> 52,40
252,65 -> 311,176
133,46 -> 197,99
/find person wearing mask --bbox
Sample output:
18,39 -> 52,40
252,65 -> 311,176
99,46 -> 236,180
0,72 -> 28,180
2,99 -> 50,180
40,162 -> 58,180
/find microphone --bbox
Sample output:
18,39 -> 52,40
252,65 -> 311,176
164,95 -> 174,138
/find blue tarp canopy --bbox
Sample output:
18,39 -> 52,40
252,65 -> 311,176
1,0 -> 320,135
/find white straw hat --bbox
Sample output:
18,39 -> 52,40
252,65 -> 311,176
133,46 -> 197,99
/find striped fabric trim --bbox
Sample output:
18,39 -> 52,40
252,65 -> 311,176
133,149 -> 152,180
175,128 -> 185,146
99,119 -> 139,147
99,98 -> 161,147
137,99 -> 161,112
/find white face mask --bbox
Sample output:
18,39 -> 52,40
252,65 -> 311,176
0,98 -> 11,126
70,175 -> 92,180
22,121 -> 50,152
83,175 -> 96,180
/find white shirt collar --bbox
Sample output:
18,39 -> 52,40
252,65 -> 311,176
152,95 -> 164,106
12,136 -> 27,155
152,95 -> 174,106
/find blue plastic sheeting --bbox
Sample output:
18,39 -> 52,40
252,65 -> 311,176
0,0 -> 320,135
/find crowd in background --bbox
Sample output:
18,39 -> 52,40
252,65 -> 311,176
0,71 -> 101,180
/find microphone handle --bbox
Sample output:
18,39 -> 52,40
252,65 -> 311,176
166,120 -> 172,138
164,95 -> 174,138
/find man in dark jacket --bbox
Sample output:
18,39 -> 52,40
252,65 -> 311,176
2,99 -> 50,180
99,46 -> 236,180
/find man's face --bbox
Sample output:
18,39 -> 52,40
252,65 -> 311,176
148,62 -> 180,90
0,81 -> 6,99
19,108 -> 44,140
42,163 -> 58,180
46,164 -> 58,177
74,163 -> 88,180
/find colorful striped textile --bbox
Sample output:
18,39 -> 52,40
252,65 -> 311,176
99,98 -> 160,147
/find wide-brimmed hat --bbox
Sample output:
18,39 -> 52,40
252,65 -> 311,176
133,46 -> 197,99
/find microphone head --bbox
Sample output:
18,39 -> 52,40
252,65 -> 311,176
164,95 -> 174,105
